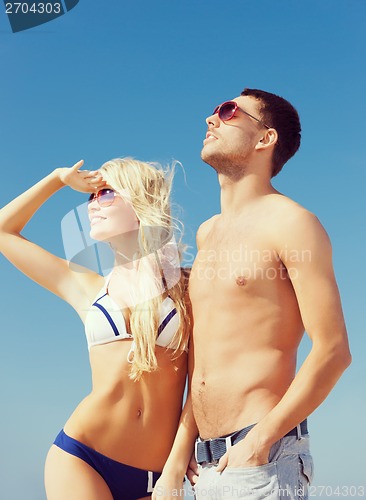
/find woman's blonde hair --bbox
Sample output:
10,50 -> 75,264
99,157 -> 190,380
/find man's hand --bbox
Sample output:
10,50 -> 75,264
216,430 -> 271,473
186,452 -> 199,485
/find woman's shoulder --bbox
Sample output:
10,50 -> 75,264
67,264 -> 107,310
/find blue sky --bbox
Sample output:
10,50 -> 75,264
0,1 -> 365,498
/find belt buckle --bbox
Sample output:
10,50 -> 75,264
208,435 -> 231,466
196,438 -> 216,466
194,438 -> 199,462
225,435 -> 233,451
206,437 -> 218,466
197,434 -> 233,466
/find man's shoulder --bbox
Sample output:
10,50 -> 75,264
197,216 -> 217,246
266,193 -> 318,226
196,215 -> 219,244
267,195 -> 329,250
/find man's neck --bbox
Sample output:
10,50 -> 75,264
218,171 -> 276,215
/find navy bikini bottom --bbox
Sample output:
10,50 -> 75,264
54,429 -> 161,500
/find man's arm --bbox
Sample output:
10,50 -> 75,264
217,209 -> 351,470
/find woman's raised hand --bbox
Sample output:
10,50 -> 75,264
58,160 -> 106,193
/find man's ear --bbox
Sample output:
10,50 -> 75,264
255,129 -> 278,150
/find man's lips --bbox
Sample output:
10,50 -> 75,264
204,131 -> 218,143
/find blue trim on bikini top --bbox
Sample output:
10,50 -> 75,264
157,308 -> 178,336
92,293 -> 120,337
92,292 -> 177,341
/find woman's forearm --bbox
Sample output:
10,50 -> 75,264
0,169 -> 64,235
0,161 -> 104,303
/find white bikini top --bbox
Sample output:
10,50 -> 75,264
84,274 -> 180,360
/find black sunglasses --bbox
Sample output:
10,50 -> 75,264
213,101 -> 270,129
88,188 -> 118,207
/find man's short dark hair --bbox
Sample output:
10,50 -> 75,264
241,88 -> 301,177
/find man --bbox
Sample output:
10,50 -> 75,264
188,88 -> 351,499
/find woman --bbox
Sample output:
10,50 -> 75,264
0,158 -> 197,500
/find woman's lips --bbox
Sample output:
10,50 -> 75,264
90,216 -> 106,226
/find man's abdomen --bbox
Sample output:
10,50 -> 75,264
191,344 -> 297,439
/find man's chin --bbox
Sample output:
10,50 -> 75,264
201,146 -> 213,162
201,149 -> 220,171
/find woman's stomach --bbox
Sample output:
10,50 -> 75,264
63,340 -> 187,471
